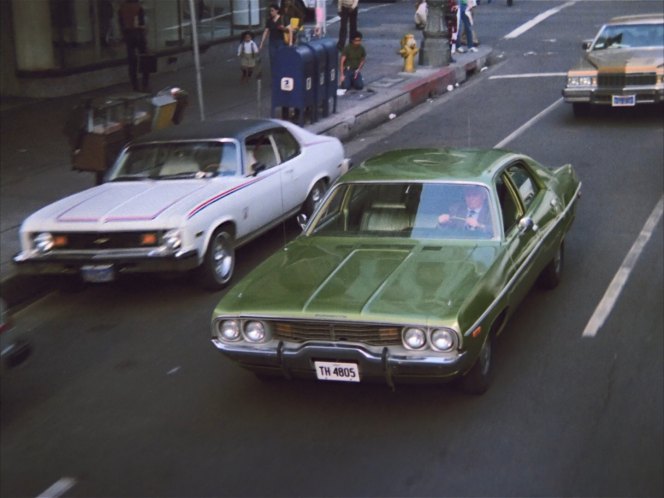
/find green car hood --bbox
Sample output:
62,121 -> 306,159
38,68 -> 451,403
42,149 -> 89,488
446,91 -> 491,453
581,48 -> 663,70
219,238 -> 500,324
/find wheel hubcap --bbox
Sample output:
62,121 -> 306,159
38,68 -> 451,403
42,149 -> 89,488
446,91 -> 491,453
213,235 -> 233,281
311,185 -> 323,207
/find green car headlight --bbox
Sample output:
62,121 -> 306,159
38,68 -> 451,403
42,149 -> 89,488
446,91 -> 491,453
403,327 -> 427,350
430,328 -> 458,352
218,319 -> 241,342
244,321 -> 270,343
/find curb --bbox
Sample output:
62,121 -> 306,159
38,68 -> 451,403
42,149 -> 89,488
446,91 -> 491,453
311,48 -> 491,141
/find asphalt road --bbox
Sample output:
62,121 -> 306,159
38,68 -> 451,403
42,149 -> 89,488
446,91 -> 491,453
2,1 -> 662,497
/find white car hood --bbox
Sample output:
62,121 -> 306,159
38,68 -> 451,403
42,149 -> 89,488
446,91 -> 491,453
26,180 -> 220,229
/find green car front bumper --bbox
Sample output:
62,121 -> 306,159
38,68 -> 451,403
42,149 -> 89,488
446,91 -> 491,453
213,340 -> 471,388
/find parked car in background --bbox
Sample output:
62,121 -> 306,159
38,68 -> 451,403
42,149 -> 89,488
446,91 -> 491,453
211,148 -> 581,394
563,13 -> 664,116
1,299 -> 32,372
14,119 -> 349,290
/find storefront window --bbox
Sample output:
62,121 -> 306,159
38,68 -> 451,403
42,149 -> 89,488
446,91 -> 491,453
17,0 -> 265,72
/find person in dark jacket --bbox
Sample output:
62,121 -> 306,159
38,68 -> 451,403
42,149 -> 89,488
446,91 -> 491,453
118,0 -> 149,91
437,185 -> 494,235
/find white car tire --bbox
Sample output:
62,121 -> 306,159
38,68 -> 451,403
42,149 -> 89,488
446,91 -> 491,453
197,228 -> 235,291
302,180 -> 327,218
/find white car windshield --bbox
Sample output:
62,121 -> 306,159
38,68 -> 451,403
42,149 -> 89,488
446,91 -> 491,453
108,141 -> 239,181
308,182 -> 498,240
592,23 -> 664,50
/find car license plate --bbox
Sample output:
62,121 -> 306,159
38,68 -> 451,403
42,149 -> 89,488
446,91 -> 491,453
612,95 -> 636,107
81,264 -> 115,283
314,361 -> 360,382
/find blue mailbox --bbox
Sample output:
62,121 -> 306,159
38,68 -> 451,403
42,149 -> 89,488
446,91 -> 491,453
271,45 -> 317,124
309,38 -> 339,117
303,41 -> 326,122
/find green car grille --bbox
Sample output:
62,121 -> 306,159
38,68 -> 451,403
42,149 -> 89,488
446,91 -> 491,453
273,320 -> 402,346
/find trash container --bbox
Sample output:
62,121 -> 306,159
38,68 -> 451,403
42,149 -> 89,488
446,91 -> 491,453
67,93 -> 152,183
271,45 -> 317,124
65,88 -> 186,184
151,94 -> 178,130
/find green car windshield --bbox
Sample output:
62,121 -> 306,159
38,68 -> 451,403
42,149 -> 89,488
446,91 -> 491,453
309,182 -> 498,240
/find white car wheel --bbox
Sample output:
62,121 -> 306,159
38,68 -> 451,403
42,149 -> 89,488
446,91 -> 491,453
198,228 -> 235,290
302,180 -> 326,218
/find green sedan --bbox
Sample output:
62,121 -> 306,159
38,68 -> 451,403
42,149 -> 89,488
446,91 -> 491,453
211,148 -> 582,394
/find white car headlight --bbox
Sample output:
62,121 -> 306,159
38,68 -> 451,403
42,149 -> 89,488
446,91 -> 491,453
218,320 -> 241,342
33,232 -> 54,253
162,229 -> 182,251
244,321 -> 269,343
431,328 -> 458,352
403,327 -> 427,350
567,75 -> 596,87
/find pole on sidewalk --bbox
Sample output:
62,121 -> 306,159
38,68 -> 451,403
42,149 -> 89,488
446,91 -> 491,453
187,0 -> 206,121
420,0 -> 451,67
256,58 -> 262,117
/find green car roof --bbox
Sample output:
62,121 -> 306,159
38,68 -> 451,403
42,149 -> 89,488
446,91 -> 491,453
343,148 -> 516,185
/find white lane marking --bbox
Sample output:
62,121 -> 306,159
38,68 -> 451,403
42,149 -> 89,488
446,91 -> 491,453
36,478 -> 76,498
489,72 -> 567,80
582,196 -> 664,338
504,1 -> 577,39
494,97 -> 563,148
328,5 -> 387,26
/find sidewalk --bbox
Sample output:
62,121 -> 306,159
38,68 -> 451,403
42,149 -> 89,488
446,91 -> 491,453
0,10 -> 491,308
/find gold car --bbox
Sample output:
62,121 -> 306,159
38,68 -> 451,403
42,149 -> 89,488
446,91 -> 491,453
563,14 -> 664,116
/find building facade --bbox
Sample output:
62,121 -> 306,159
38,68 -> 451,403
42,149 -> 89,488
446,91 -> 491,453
1,0 -> 265,97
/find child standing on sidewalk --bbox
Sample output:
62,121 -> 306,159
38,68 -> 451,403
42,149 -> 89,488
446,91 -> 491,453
238,31 -> 259,83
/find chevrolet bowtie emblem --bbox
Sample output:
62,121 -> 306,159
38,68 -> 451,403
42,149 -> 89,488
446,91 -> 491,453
94,237 -> 110,245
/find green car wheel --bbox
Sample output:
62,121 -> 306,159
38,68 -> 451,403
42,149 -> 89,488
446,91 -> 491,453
538,241 -> 564,289
459,335 -> 493,395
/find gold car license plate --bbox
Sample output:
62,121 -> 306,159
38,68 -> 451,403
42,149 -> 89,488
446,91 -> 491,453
612,95 -> 636,106
314,361 -> 360,382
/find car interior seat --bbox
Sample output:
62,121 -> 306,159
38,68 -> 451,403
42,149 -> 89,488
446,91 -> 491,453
360,202 -> 413,232
253,144 -> 277,168
160,155 -> 200,176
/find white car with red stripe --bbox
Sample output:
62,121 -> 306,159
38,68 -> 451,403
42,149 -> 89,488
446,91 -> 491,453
13,119 -> 349,290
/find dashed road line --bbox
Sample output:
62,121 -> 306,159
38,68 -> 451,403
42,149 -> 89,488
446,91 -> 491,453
489,72 -> 567,79
36,477 -> 76,498
582,196 -> 664,338
504,1 -> 577,39
494,97 -> 563,149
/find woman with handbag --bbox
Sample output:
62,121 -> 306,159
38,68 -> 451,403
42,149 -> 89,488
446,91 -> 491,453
259,4 -> 291,65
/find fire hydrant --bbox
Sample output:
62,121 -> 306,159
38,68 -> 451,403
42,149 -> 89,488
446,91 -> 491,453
399,34 -> 419,73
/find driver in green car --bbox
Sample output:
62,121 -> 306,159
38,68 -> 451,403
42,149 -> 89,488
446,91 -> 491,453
437,185 -> 492,234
